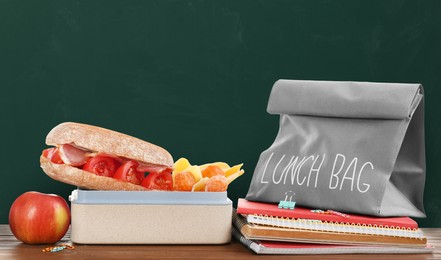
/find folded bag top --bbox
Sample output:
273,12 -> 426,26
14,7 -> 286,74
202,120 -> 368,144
268,80 -> 422,119
246,80 -> 426,217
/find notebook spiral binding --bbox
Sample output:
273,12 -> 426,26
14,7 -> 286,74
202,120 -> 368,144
247,214 -> 425,239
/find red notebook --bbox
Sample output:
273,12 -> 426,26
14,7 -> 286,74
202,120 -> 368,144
237,198 -> 418,229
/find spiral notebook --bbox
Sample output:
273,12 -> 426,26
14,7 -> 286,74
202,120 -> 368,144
245,214 -> 424,239
232,226 -> 434,255
235,199 -> 427,246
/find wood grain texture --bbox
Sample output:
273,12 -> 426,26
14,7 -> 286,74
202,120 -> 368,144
0,225 -> 440,259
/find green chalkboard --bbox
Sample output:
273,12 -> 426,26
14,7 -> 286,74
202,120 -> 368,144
1,0 -> 440,227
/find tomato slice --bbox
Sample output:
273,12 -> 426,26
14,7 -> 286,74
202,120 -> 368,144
141,169 -> 173,190
113,160 -> 144,185
42,148 -> 64,164
42,148 -> 53,158
82,155 -> 121,177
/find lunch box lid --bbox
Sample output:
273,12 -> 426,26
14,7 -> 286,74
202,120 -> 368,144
69,189 -> 232,205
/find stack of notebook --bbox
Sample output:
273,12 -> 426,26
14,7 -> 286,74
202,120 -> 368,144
233,198 -> 434,255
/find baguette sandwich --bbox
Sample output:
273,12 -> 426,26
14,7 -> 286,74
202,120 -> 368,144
40,122 -> 173,191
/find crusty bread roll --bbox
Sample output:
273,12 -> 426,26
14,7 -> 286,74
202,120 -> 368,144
46,122 -> 173,167
40,122 -> 173,191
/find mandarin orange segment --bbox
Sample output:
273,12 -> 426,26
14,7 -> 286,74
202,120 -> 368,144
173,171 -> 196,191
205,175 -> 228,192
201,165 -> 225,178
200,162 -> 230,171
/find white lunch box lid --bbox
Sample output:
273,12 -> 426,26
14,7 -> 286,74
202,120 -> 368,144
69,189 -> 232,205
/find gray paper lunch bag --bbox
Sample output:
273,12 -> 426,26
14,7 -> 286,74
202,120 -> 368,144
246,80 -> 426,217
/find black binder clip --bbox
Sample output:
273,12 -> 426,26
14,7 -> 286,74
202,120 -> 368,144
278,191 -> 296,210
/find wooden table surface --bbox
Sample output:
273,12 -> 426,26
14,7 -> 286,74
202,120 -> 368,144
1,225 -> 439,259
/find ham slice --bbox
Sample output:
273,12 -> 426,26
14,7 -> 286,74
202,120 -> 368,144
58,144 -> 90,166
137,164 -> 172,175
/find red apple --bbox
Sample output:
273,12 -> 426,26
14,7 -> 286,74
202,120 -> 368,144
9,191 -> 70,244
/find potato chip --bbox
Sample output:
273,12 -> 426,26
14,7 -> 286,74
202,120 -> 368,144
226,169 -> 245,184
183,165 -> 202,182
173,158 -> 191,174
191,177 -> 209,192
224,163 -> 243,177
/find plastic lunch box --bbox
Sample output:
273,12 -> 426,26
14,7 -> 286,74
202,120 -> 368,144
69,189 -> 232,244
